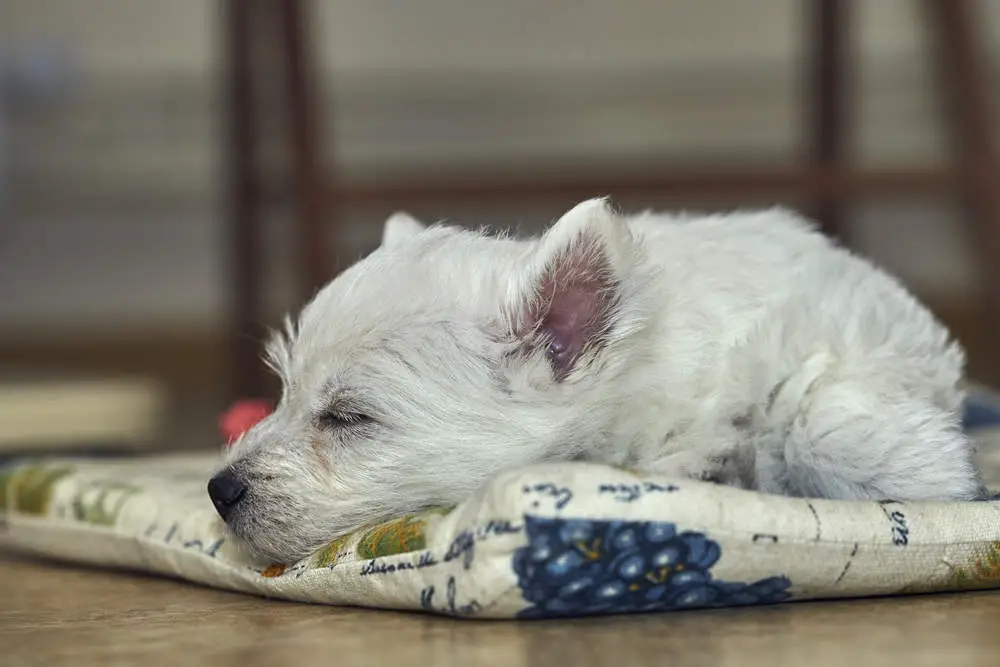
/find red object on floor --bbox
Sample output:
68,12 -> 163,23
220,399 -> 273,446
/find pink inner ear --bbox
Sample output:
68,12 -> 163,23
533,237 -> 616,380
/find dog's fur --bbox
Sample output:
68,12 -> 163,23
214,198 -> 982,563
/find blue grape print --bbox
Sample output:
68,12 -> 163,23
512,516 -> 792,618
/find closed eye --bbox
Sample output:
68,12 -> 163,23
317,409 -> 375,432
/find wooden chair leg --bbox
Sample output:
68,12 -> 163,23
223,0 -> 267,400
924,0 -> 1000,381
277,0 -> 329,300
806,0 -> 852,242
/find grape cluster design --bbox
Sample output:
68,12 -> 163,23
513,516 -> 792,618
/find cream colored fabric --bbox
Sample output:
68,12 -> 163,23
3,430 -> 1000,618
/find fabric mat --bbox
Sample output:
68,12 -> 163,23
4,391 -> 1000,619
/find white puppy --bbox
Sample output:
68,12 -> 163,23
208,198 -> 983,563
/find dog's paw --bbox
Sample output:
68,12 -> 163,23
646,444 -> 756,489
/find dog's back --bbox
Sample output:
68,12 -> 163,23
620,208 -> 976,500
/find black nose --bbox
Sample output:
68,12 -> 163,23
207,469 -> 247,521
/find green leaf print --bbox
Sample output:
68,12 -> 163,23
0,464 -> 75,515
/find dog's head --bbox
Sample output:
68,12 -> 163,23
208,198 -> 657,562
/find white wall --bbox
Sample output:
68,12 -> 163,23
1,0 -> 998,333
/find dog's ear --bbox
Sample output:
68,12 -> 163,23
381,212 -> 426,248
508,197 -> 635,381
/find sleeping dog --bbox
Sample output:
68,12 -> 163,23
209,198 -> 982,563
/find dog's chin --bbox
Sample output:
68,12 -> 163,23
220,488 -> 431,564
223,508 -> 328,565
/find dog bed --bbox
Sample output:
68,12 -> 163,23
3,392 -> 1000,619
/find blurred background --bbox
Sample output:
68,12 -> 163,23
1,0 -> 999,455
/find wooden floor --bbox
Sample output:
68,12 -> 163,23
1,551 -> 998,667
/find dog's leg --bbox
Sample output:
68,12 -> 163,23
765,377 -> 982,501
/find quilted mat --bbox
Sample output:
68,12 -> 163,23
3,392 -> 1000,619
